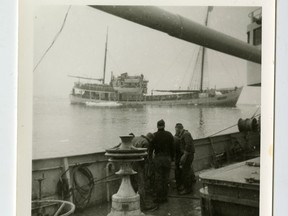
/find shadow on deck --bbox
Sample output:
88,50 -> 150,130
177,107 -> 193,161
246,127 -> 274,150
74,176 -> 202,216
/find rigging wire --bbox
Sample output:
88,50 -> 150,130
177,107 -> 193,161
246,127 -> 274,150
209,15 -> 244,87
189,46 -> 202,90
208,113 -> 261,137
107,50 -> 122,73
33,5 -> 72,72
251,106 -> 261,118
214,51 -> 237,87
232,60 -> 243,86
179,47 -> 198,89
208,123 -> 238,137
154,45 -> 186,88
203,48 -> 210,90
188,7 -> 212,91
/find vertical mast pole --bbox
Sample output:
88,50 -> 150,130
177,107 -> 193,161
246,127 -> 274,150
200,6 -> 212,92
103,27 -> 109,84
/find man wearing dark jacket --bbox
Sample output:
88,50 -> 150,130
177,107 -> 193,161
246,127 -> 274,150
175,123 -> 196,195
131,133 -> 158,211
174,134 -> 183,191
149,119 -> 174,203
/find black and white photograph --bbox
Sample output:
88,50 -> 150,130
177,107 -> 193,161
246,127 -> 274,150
26,3 -> 271,216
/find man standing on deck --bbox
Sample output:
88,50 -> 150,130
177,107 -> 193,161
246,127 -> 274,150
131,133 -> 158,211
175,123 -> 196,195
174,134 -> 183,191
149,119 -> 174,203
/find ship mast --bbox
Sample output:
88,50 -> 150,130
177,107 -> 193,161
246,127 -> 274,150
200,6 -> 213,92
102,27 -> 109,84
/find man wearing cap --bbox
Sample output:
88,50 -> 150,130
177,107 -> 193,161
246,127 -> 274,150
149,119 -> 174,203
131,133 -> 158,211
132,133 -> 154,149
175,123 -> 196,195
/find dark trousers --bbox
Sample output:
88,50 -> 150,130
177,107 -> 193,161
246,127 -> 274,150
131,161 -> 146,208
175,153 -> 195,191
153,155 -> 171,200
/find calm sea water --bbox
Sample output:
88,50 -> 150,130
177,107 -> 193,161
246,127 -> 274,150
33,96 -> 259,159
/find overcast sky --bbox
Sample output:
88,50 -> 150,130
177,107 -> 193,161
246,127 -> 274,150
33,5 -> 259,100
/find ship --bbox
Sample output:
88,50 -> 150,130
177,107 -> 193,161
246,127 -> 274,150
31,6 -> 262,216
69,8 -> 243,107
32,122 -> 260,216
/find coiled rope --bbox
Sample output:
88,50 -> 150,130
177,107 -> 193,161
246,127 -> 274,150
57,163 -> 116,210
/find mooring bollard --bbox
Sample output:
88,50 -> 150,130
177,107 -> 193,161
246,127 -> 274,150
105,135 -> 147,216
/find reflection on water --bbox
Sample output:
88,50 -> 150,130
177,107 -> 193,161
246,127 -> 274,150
33,96 -> 259,159
198,108 -> 205,138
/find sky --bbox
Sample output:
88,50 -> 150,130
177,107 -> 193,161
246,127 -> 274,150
33,5 -> 260,103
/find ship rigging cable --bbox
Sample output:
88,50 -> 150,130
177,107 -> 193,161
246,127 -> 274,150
154,45 -> 186,88
179,45 -> 198,89
33,5 -> 72,72
214,51 -> 237,87
107,50 -> 122,72
251,106 -> 261,118
189,46 -> 203,90
208,113 -> 261,137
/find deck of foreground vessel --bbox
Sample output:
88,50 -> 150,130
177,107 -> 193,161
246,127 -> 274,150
74,173 -> 203,216
72,157 -> 260,216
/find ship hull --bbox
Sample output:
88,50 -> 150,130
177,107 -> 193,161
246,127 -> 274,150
32,130 -> 260,212
70,87 -> 243,107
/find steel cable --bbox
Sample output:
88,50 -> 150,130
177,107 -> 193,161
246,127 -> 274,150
33,5 -> 72,72
208,113 -> 261,137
